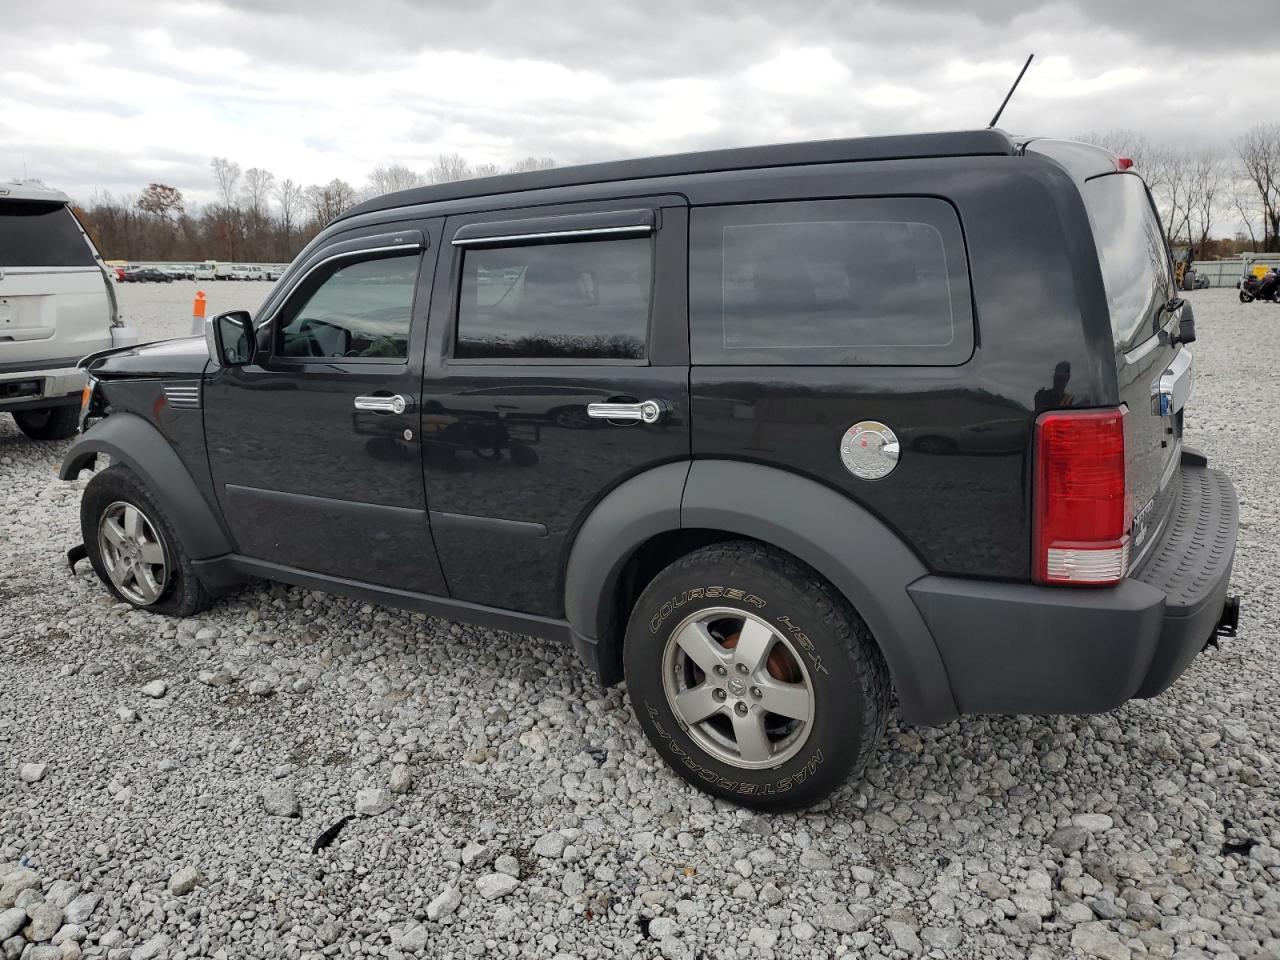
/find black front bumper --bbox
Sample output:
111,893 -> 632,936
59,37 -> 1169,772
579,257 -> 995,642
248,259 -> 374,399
908,450 -> 1238,715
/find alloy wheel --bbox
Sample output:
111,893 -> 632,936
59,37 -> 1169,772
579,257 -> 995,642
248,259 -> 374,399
661,607 -> 815,769
97,501 -> 168,605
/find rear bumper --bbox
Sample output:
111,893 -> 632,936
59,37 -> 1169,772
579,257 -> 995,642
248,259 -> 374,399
909,451 -> 1238,715
0,364 -> 84,410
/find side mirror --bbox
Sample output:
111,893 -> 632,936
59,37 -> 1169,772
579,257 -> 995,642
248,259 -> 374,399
206,310 -> 256,366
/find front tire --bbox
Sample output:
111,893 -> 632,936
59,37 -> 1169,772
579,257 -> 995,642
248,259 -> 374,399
81,464 -> 214,616
13,405 -> 79,440
624,541 -> 890,810
1240,290 -> 1253,303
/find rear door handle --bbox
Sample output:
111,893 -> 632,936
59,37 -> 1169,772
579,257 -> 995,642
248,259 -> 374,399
587,400 -> 668,424
354,394 -> 413,414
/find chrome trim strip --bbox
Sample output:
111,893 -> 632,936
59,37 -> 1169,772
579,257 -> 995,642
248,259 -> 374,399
452,224 -> 652,247
254,242 -> 422,331
1150,347 -> 1193,416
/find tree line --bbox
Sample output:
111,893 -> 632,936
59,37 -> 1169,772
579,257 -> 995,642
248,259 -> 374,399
74,153 -> 556,264
1076,123 -> 1280,255
72,123 -> 1280,263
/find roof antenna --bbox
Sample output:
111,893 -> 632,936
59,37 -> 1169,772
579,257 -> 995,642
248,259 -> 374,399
988,53 -> 1034,129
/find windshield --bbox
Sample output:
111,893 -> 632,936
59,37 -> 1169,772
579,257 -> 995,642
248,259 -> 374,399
1081,173 -> 1172,353
0,200 -> 97,267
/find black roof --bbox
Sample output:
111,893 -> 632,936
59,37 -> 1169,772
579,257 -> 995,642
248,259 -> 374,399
341,129 -> 1015,221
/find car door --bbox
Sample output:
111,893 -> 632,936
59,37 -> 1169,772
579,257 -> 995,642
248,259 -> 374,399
421,199 -> 690,616
204,224 -> 448,594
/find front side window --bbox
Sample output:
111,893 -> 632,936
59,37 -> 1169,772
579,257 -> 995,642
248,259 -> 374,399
0,201 -> 96,267
277,253 -> 419,360
689,197 -> 973,365
455,236 -> 651,361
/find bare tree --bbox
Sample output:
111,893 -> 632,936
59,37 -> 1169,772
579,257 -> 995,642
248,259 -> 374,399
274,177 -> 304,245
1186,149 -> 1226,255
427,153 -> 471,183
1235,123 -> 1280,251
1229,178 -> 1261,251
304,179 -> 358,225
210,157 -> 241,209
508,156 -> 557,174
136,183 -> 184,221
472,162 -> 502,178
242,167 -> 276,219
367,164 -> 424,196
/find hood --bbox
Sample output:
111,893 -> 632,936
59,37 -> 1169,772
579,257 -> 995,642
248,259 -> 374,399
85,336 -> 210,379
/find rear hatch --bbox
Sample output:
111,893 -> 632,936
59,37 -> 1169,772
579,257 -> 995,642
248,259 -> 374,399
0,198 -> 114,367
1081,171 -> 1184,569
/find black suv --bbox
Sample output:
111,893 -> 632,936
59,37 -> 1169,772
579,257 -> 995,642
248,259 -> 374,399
62,130 -> 1240,810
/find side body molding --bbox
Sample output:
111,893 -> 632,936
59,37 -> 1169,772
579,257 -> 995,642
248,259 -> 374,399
59,412 -> 234,560
680,461 -> 958,725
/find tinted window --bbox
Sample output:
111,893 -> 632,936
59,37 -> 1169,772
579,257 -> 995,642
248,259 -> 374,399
456,237 -> 650,360
278,254 -> 418,360
0,201 -> 96,267
690,198 -> 972,365
1082,173 -> 1172,352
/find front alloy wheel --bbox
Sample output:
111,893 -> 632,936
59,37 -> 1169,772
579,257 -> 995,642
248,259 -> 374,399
97,501 -> 169,605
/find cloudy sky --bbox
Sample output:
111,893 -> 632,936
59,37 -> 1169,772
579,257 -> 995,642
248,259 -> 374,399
2,0 -> 1273,205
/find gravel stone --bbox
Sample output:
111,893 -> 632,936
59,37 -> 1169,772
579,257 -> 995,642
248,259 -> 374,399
388,763 -> 412,794
166,865 -> 201,896
259,784 -> 300,817
0,911 -> 24,941
426,885 -> 460,921
355,787 -> 392,816
475,873 -> 519,900
0,286 -> 1274,960
23,902 -> 62,942
139,680 -> 167,699
18,763 -> 48,783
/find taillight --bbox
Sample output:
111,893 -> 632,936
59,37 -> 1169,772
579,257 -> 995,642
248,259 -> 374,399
1033,407 -> 1129,585
1115,156 -> 1134,171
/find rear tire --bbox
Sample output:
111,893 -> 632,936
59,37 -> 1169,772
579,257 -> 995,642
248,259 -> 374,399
1240,290 -> 1253,303
13,405 -> 79,440
81,464 -> 214,617
624,540 -> 890,810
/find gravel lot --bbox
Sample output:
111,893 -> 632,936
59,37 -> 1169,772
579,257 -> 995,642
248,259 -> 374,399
2,286 -> 1277,960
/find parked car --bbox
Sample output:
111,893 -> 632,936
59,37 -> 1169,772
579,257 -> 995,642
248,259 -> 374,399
122,267 -> 173,283
61,131 -> 1240,809
194,262 -> 217,281
0,181 -> 137,439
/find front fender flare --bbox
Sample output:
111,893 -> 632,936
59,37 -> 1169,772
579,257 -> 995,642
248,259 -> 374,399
60,412 -> 233,560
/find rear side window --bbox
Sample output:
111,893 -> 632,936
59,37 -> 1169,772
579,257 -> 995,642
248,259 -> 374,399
455,237 -> 651,361
1082,173 -> 1172,352
689,197 -> 973,365
0,201 -> 96,267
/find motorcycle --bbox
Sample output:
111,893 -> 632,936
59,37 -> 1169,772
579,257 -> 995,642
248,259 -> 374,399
1240,268 -> 1280,303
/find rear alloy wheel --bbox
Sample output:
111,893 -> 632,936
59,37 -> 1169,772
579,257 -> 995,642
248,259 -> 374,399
625,540 -> 890,810
13,405 -> 79,440
661,608 -> 815,769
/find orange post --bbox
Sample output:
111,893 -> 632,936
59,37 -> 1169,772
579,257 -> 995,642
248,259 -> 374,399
191,290 -> 207,336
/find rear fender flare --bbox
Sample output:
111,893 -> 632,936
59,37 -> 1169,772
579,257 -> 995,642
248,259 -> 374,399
563,459 -> 960,725
59,412 -> 232,559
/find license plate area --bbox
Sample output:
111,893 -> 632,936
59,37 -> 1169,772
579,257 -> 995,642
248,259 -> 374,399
0,379 -> 42,400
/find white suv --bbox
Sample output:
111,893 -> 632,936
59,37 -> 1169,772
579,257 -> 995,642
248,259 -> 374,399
0,182 -> 137,439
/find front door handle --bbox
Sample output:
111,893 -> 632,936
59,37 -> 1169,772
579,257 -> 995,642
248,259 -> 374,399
354,394 -> 414,414
587,399 -> 668,424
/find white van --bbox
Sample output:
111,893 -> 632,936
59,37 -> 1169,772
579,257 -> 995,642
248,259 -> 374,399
0,182 -> 137,439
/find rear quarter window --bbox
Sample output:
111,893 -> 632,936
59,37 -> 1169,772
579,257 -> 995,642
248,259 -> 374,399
0,201 -> 97,268
689,197 -> 973,365
1081,173 -> 1172,353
